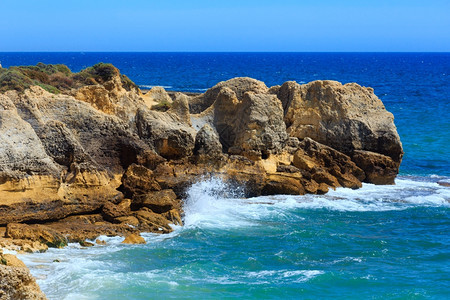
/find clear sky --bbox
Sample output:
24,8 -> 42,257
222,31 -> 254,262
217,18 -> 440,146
1,0 -> 449,52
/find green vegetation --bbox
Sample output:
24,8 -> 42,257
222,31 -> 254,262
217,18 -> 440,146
44,237 -> 68,248
151,99 -> 173,112
0,62 -> 139,94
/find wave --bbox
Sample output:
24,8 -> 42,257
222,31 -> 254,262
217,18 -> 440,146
181,176 -> 450,229
138,85 -> 173,89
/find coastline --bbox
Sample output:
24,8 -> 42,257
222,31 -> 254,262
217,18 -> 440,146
0,60 -> 432,298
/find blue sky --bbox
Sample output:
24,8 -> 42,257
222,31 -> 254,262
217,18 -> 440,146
1,0 -> 449,51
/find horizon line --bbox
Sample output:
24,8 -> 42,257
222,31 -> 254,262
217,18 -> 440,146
1,51 -> 450,54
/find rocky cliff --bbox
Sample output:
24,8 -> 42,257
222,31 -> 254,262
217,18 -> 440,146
0,63 -> 403,248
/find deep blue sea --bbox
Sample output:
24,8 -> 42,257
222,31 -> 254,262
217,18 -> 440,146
1,53 -> 449,299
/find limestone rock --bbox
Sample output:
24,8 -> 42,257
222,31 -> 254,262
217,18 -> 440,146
136,108 -> 196,159
122,233 -> 146,244
6,223 -> 68,248
0,110 -> 59,177
95,239 -> 107,245
79,241 -> 94,247
352,150 -> 399,184
0,66 -> 405,243
190,77 -> 269,114
73,66 -> 143,121
262,173 -> 305,195
101,199 -> 132,222
135,207 -> 173,233
133,189 -> 180,213
120,164 -> 161,198
0,238 -> 48,253
293,138 -> 365,189
278,80 -> 403,165
193,124 -> 223,163
115,216 -> 140,227
142,86 -> 172,109
43,220 -> 137,243
1,254 -> 27,268
0,255 -> 47,300
161,209 -> 183,226
169,92 -> 191,125
213,88 -> 287,158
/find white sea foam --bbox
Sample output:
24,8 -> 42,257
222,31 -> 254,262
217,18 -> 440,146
181,176 -> 450,230
246,269 -> 323,283
138,85 -> 173,89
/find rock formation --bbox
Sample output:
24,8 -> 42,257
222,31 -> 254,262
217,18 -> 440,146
0,63 -> 403,254
0,252 -> 47,299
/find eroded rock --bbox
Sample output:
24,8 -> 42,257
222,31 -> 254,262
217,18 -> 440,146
0,254 -> 47,300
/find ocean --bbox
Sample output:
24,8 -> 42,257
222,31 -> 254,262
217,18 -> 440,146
1,52 -> 449,299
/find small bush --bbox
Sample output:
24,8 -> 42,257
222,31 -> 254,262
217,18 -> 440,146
121,74 -> 139,91
18,68 -> 50,84
0,69 -> 33,93
37,83 -> 60,94
79,63 -> 119,84
0,62 -> 140,95
50,72 -> 74,90
152,100 -> 172,112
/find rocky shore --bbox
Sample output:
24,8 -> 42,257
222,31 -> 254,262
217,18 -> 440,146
0,63 -> 402,296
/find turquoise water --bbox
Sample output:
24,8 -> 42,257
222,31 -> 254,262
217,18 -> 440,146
18,177 -> 450,299
2,53 -> 448,299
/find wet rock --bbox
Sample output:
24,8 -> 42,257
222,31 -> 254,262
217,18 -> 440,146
79,241 -> 94,247
135,207 -> 173,233
121,233 -> 146,244
352,150 -> 399,184
95,239 -> 107,245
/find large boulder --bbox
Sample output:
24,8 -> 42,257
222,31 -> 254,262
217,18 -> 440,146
213,87 -> 287,158
277,80 -> 403,182
136,108 -> 196,159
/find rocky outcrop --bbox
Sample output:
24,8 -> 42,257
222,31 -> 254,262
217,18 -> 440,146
0,63 -> 403,253
189,77 -> 269,114
0,253 -> 47,299
275,80 -> 403,183
213,88 -> 287,159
